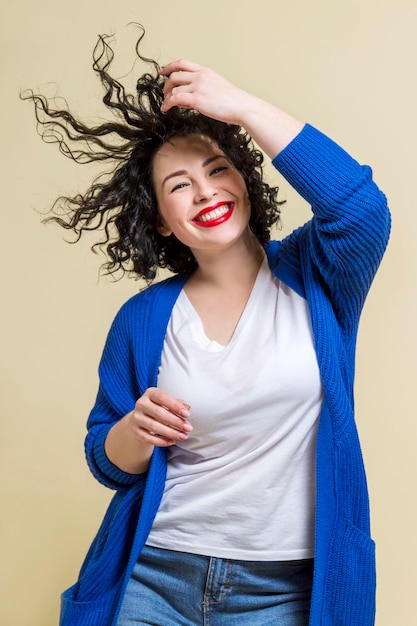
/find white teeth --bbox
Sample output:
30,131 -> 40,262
196,205 -> 231,222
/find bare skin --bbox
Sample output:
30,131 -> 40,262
183,239 -> 265,346
104,60 -> 305,475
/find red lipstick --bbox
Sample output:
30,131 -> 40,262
192,202 -> 234,228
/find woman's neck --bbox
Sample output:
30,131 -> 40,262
184,233 -> 266,345
189,232 -> 265,291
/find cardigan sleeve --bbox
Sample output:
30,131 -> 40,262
272,124 -> 391,332
84,299 -> 147,490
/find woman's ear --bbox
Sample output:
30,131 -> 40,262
156,217 -> 172,237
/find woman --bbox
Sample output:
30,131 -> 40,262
23,27 -> 390,626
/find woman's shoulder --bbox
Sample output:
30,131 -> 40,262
116,273 -> 189,321
266,230 -> 307,298
266,223 -> 309,270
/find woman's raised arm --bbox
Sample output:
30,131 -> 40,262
160,60 -> 304,158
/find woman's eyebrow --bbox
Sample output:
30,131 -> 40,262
161,155 -> 226,188
162,169 -> 187,187
202,154 -> 225,168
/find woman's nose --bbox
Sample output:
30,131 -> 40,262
194,179 -> 217,202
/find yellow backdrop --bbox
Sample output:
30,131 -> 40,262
1,1 -> 416,624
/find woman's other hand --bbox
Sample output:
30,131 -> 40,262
129,387 -> 192,446
104,388 -> 192,474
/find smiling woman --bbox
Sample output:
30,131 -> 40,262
152,135 -> 252,255
22,24 -> 390,626
21,29 -> 282,282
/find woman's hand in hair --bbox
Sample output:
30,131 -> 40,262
160,59 -> 249,126
160,59 -> 304,158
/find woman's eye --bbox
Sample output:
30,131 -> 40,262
171,182 -> 189,192
210,166 -> 228,176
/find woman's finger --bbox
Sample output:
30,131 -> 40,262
142,415 -> 190,441
163,69 -> 194,89
160,59 -> 202,77
133,388 -> 192,441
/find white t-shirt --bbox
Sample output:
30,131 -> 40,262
147,257 -> 323,561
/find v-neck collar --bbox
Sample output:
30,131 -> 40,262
178,255 -> 272,350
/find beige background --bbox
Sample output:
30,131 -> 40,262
1,0 -> 416,624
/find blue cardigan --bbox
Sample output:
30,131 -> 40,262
60,125 -> 391,625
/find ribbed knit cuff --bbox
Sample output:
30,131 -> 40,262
272,124 -> 368,211
92,427 -> 145,487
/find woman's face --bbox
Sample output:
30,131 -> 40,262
151,135 -> 251,256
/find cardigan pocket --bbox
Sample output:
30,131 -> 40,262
323,519 -> 376,626
59,482 -> 146,625
60,583 -> 119,626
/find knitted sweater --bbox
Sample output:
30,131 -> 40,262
60,124 -> 391,626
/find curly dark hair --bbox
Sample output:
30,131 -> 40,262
21,25 -> 283,281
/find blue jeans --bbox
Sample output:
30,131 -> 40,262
116,545 -> 313,625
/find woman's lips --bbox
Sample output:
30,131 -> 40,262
192,202 -> 234,228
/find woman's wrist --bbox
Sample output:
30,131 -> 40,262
239,96 -> 305,159
105,413 -> 154,475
